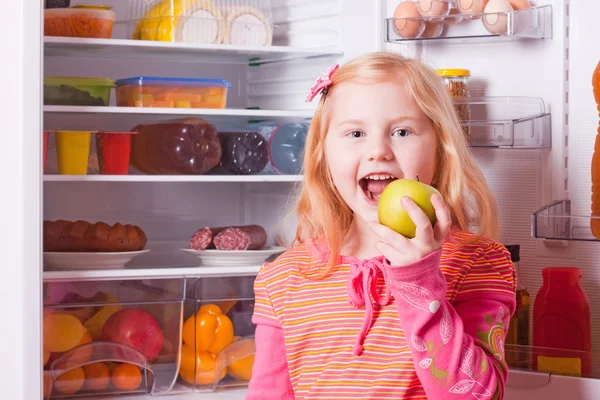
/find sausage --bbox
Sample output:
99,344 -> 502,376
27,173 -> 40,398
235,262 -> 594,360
213,225 -> 267,251
189,227 -> 226,250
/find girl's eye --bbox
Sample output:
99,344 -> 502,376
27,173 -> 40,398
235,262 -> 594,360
349,130 -> 365,138
393,129 -> 411,137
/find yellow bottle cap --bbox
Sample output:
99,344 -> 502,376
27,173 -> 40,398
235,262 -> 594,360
436,69 -> 471,77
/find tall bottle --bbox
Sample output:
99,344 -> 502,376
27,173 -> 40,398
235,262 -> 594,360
504,245 -> 530,369
532,267 -> 591,377
591,61 -> 600,237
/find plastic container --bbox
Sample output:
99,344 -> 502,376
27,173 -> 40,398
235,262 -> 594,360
125,0 -> 273,46
44,6 -> 116,38
43,130 -> 50,172
532,267 -> 592,377
56,131 -> 92,175
42,279 -> 184,398
210,132 -> 268,175
504,245 -> 530,369
591,60 -> 600,238
249,122 -> 309,175
95,132 -> 135,175
44,77 -> 114,106
179,276 -> 256,392
437,68 -> 471,139
115,77 -> 231,109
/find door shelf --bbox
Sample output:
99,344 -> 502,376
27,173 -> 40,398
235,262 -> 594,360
385,4 -> 552,43
462,97 -> 551,149
531,200 -> 600,242
44,36 -> 343,65
43,174 -> 303,183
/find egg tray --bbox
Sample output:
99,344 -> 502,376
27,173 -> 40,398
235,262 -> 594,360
384,3 -> 552,42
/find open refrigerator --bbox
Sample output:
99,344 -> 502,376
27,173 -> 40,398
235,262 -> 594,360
3,0 -> 600,399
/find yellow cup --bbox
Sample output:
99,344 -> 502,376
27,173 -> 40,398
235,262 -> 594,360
55,131 -> 91,175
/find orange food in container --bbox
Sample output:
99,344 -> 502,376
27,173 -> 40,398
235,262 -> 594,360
95,132 -> 135,175
44,5 -> 116,39
115,77 -> 231,109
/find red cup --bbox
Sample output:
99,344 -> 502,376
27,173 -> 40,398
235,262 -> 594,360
43,130 -> 50,172
95,131 -> 135,175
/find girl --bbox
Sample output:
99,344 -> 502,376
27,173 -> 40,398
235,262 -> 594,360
246,52 -> 516,399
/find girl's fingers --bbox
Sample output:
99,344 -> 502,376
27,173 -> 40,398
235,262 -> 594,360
375,240 -> 410,266
370,222 -> 410,252
431,193 -> 452,242
401,196 -> 434,240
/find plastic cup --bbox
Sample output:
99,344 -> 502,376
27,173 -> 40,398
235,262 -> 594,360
43,130 -> 50,172
95,131 -> 134,175
55,131 -> 92,175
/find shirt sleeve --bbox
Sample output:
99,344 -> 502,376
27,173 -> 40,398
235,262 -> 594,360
384,243 -> 516,400
252,262 -> 281,328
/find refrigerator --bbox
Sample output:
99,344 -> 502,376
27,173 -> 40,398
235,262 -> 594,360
3,0 -> 600,398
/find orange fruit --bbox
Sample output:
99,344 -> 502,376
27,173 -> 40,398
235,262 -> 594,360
178,344 -> 225,386
61,328 -> 93,368
111,363 -> 143,391
82,363 -> 110,391
54,367 -> 85,395
43,313 -> 85,353
43,372 -> 53,398
228,354 -> 255,381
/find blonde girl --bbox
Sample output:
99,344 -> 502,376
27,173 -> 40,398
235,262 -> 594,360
246,52 -> 516,400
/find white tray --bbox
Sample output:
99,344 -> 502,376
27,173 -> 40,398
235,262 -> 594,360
181,246 -> 285,266
44,250 -> 150,270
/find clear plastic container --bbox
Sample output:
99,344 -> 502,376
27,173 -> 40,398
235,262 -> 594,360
249,122 -> 309,175
55,131 -> 92,175
44,77 -> 114,106
44,6 -> 116,38
115,77 -> 231,109
95,132 -> 136,175
436,68 -> 471,139
125,0 -> 273,46
42,279 -> 184,398
176,276 -> 256,393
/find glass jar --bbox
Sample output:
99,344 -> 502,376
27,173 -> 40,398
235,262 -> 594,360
436,68 -> 471,140
504,244 -> 530,369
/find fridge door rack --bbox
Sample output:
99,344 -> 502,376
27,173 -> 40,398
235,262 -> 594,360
531,199 -> 600,242
385,4 -> 552,43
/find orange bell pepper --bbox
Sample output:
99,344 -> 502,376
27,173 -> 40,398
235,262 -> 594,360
182,304 -> 234,356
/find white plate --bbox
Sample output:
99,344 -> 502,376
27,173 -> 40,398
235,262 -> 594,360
181,246 -> 286,266
44,250 -> 150,270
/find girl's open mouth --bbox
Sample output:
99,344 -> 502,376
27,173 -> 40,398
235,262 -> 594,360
359,174 -> 397,203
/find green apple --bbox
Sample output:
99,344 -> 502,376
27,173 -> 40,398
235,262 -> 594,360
377,178 -> 441,238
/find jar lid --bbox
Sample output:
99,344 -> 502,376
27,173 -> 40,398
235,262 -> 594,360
436,69 -> 471,77
504,244 -> 520,262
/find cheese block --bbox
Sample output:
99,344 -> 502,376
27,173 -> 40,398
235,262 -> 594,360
222,6 -> 273,46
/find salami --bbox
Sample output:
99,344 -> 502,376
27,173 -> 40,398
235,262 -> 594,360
189,227 -> 226,250
213,225 -> 267,251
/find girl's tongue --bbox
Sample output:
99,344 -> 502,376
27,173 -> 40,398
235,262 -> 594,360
365,178 -> 395,199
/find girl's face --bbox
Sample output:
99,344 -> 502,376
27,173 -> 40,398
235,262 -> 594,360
324,80 -> 438,226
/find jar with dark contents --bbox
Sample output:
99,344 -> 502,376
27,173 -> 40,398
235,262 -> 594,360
436,69 -> 471,140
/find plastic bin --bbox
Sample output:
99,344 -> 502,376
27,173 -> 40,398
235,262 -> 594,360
55,131 -> 92,175
172,276 -> 256,393
125,0 -> 273,46
115,77 -> 231,109
42,278 -> 185,398
95,132 -> 135,175
44,77 -> 114,106
44,6 -> 116,38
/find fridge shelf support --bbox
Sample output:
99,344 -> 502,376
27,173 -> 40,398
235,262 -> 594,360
531,199 -> 600,243
385,4 -> 552,43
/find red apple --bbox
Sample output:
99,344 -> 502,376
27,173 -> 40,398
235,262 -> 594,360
102,308 -> 164,362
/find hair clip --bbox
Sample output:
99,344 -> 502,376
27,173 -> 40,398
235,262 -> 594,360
305,64 -> 340,103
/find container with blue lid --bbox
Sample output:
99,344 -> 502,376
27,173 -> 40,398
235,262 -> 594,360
115,76 -> 232,109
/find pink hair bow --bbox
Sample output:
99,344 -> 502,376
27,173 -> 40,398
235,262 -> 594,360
305,64 -> 340,103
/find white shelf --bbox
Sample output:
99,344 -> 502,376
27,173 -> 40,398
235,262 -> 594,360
43,264 -> 261,282
44,36 -> 342,65
43,105 -> 314,119
43,174 -> 303,183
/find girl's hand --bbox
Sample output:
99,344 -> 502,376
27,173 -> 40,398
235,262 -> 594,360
370,194 -> 452,267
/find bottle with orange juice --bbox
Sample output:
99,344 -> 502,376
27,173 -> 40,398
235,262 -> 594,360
591,61 -> 600,237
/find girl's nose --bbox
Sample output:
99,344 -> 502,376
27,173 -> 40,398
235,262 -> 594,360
367,138 -> 394,161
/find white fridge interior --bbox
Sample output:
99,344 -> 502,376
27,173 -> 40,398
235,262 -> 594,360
4,0 -> 600,398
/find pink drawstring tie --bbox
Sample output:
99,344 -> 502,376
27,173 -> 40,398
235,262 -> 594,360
346,258 -> 391,356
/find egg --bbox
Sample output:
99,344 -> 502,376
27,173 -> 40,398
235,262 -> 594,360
458,0 -> 488,15
444,6 -> 463,25
421,21 -> 444,38
418,0 -> 450,17
508,0 -> 531,9
483,0 -> 514,35
393,1 -> 425,39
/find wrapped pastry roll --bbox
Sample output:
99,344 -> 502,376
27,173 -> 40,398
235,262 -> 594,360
222,6 -> 273,46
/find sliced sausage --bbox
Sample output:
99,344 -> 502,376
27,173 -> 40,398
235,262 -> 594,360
213,225 -> 267,251
189,227 -> 226,250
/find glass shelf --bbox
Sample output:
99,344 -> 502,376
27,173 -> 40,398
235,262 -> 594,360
531,200 -> 600,242
462,97 -> 551,149
385,4 -> 552,43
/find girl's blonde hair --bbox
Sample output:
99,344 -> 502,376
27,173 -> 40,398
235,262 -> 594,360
294,52 -> 499,277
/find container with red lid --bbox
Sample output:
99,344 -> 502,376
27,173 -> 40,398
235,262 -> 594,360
95,132 -> 135,175
532,267 -> 592,377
